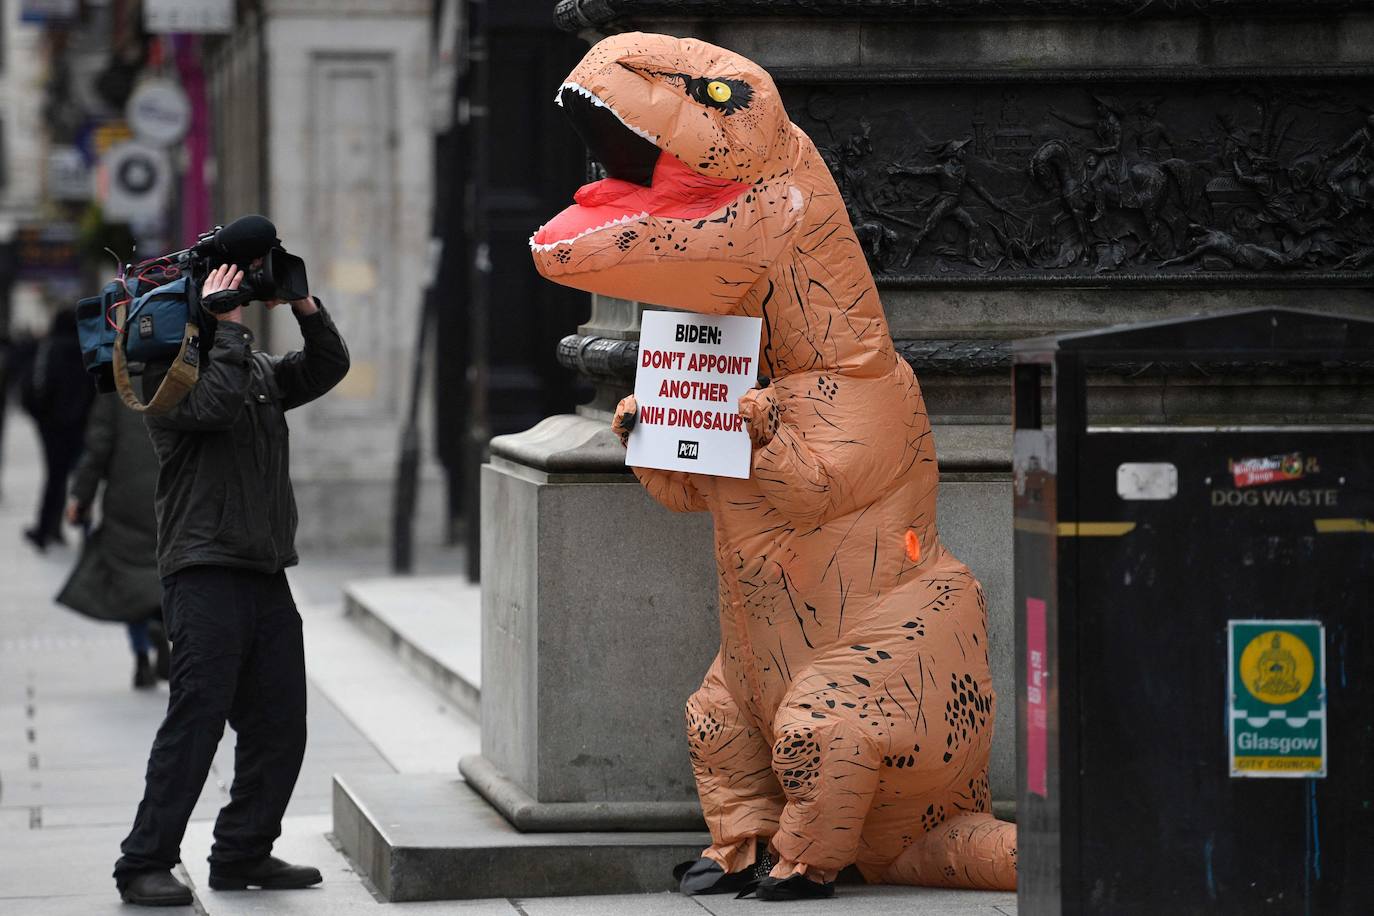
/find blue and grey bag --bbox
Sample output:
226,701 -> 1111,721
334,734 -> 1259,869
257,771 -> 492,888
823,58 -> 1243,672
74,275 -> 202,414
125,277 -> 195,364
75,281 -> 123,393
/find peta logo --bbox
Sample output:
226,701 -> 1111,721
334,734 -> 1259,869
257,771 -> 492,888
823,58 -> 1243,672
677,440 -> 700,459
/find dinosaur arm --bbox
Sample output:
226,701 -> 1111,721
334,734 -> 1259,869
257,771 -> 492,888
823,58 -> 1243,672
633,466 -> 708,513
751,423 -> 835,529
742,375 -> 919,530
613,394 -> 707,512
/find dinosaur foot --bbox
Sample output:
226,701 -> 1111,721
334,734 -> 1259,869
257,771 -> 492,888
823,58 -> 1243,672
674,844 -> 774,896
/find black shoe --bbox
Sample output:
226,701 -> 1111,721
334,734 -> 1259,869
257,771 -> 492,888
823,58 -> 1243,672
133,652 -> 156,689
22,527 -> 46,553
118,869 -> 193,907
674,843 -> 773,896
208,855 -> 322,891
755,874 -> 836,901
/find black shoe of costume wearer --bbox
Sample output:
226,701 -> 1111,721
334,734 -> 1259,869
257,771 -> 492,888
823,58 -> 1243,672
755,874 -> 836,901
119,869 -> 193,906
208,856 -> 322,891
674,843 -> 774,896
133,652 -> 156,689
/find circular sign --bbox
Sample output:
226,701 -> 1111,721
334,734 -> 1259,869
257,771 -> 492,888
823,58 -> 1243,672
126,79 -> 191,146
117,154 -> 158,194
101,141 -> 170,221
1240,630 -> 1315,704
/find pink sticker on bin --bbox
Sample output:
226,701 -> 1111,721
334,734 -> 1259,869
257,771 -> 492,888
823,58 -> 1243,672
1026,597 -> 1048,798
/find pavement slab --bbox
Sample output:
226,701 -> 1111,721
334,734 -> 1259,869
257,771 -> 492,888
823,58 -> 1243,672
183,815 -> 521,915
0,893 -> 141,914
514,892 -> 707,915
0,824 -> 136,898
697,887 -> 1015,916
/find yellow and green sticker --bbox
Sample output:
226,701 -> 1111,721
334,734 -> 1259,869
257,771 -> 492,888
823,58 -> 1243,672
1228,620 -> 1326,778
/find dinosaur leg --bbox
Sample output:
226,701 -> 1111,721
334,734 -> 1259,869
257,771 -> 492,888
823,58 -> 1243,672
767,674 -> 884,883
877,799 -> 1017,890
686,656 -> 784,874
873,565 -> 1016,890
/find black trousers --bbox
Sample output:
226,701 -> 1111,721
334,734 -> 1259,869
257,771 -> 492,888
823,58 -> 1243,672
35,425 -> 81,542
114,566 -> 307,881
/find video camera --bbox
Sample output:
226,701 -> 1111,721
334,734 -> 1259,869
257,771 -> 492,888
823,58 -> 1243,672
75,215 -> 310,412
142,214 -> 310,314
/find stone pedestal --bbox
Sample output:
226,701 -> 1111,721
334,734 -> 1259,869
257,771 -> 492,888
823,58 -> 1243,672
463,415 -> 717,828
470,316 -> 1023,822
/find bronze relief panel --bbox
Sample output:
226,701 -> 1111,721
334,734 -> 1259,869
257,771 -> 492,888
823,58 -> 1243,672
779,75 -> 1374,286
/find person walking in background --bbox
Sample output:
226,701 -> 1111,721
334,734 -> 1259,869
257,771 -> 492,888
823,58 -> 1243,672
57,388 -> 169,689
20,309 -> 94,550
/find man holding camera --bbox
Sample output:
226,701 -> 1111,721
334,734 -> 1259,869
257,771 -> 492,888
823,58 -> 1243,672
114,260 -> 350,907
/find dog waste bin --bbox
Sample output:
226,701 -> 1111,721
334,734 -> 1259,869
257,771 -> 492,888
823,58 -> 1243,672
1010,308 -> 1374,915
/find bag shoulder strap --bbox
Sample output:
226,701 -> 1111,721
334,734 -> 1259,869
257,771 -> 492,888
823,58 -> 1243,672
111,299 -> 201,415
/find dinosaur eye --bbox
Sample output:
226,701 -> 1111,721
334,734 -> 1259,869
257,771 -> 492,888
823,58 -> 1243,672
686,76 -> 753,113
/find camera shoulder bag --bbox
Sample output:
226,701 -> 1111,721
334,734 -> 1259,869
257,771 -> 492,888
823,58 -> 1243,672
111,278 -> 202,415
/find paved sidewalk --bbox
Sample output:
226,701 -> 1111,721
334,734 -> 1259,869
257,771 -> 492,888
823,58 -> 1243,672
0,411 -> 400,913
0,410 -> 1018,915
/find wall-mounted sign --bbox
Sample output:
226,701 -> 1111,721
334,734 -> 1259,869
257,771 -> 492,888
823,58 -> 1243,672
143,0 -> 233,34
1228,619 -> 1327,778
47,147 -> 92,201
20,0 -> 77,22
87,121 -> 135,159
15,222 -> 80,280
99,142 -> 171,222
127,80 -> 192,147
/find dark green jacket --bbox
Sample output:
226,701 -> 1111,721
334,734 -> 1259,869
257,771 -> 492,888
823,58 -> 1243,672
57,391 -> 162,621
143,304 -> 350,578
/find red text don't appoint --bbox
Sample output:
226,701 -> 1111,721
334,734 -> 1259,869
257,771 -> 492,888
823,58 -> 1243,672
640,349 -> 754,376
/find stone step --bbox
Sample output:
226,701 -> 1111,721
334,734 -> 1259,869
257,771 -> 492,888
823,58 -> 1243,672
300,597 -> 480,773
343,575 -> 482,720
332,771 -> 1017,903
332,772 -> 710,901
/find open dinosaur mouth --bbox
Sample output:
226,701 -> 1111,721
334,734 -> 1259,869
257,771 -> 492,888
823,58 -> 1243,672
530,83 -> 750,251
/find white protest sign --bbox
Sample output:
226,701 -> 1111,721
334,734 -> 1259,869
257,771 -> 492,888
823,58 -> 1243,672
626,310 -> 763,480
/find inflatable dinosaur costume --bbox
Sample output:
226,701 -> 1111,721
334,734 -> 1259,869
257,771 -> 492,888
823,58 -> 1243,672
530,33 -> 1016,898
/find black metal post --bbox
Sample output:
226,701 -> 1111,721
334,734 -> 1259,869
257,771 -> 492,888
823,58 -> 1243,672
463,0 -> 491,583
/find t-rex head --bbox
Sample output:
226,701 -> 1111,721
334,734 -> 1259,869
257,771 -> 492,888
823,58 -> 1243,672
530,32 -> 804,313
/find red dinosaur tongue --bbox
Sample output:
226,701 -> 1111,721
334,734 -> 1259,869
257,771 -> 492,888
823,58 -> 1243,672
532,151 -> 749,246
